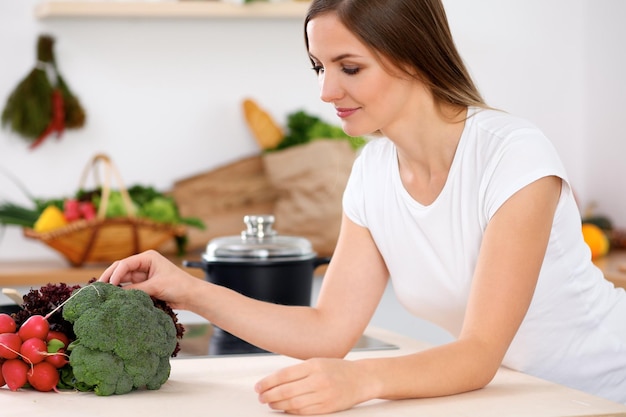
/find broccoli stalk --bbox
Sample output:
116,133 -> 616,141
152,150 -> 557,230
62,282 -> 178,396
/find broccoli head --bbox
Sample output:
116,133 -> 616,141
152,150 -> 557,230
62,282 -> 178,396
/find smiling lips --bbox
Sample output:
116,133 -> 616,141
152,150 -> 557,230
336,107 -> 359,118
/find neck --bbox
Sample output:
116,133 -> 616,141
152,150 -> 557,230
390,102 -> 468,206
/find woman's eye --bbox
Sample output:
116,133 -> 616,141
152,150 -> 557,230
311,65 -> 324,75
343,67 -> 360,75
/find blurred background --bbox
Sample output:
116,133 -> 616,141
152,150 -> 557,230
0,0 -> 625,262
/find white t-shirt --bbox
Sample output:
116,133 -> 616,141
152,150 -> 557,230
343,108 -> 626,404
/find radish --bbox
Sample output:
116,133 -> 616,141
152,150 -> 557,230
63,199 -> 81,221
0,333 -> 22,360
45,348 -> 68,369
20,338 -> 47,364
0,365 -> 5,387
0,314 -> 17,333
2,359 -> 28,391
18,315 -> 49,341
27,361 -> 59,392
79,201 -> 96,220
46,330 -> 70,349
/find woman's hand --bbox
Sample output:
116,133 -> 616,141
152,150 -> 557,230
255,358 -> 377,415
98,249 -> 197,310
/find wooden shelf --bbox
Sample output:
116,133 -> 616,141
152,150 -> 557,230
35,1 -> 311,19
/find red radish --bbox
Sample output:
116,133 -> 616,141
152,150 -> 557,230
0,333 -> 22,359
2,359 -> 28,391
27,361 -> 59,392
20,338 -> 47,364
46,330 -> 70,348
63,199 -> 81,221
0,314 -> 17,333
0,365 -> 5,387
18,315 -> 49,341
79,201 -> 96,220
45,349 -> 68,369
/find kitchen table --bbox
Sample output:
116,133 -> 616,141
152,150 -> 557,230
2,327 -> 626,417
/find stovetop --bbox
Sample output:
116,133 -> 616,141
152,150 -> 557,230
176,323 -> 398,358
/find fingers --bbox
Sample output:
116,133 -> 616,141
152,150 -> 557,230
256,371 -> 319,414
255,361 -> 334,415
98,260 -> 123,284
98,251 -> 157,285
256,358 -> 368,415
256,361 -> 309,397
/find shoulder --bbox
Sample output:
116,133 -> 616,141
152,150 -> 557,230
344,137 -> 395,199
464,108 -> 558,163
469,108 -> 546,143
350,137 -> 395,173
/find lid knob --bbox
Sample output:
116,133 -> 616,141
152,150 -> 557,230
242,214 -> 277,240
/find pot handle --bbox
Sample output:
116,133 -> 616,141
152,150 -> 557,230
313,256 -> 332,269
182,260 -> 204,269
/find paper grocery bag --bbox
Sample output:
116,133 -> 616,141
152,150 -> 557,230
262,139 -> 356,257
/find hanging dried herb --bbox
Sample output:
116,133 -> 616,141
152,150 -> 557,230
1,34 -> 86,149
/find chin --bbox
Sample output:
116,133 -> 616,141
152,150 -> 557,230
341,122 -> 371,138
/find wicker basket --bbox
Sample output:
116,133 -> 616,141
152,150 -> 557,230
23,154 -> 186,267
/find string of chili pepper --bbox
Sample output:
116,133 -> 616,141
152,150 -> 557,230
29,89 -> 65,150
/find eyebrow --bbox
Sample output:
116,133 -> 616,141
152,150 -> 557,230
308,53 -> 362,63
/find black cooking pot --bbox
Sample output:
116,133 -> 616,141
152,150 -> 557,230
183,214 -> 330,355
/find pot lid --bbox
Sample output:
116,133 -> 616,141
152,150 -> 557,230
203,214 -> 315,261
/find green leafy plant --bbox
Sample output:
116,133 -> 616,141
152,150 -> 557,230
270,110 -> 366,152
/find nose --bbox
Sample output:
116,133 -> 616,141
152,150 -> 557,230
319,71 -> 342,103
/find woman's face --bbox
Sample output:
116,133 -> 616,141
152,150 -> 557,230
306,13 -> 419,137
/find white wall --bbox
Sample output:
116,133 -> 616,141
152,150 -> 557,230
584,0 -> 626,225
1,0 -> 624,263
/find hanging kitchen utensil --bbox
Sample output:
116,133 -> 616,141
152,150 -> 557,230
1,34 -> 86,150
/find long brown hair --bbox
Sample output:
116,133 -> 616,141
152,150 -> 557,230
304,0 -> 486,110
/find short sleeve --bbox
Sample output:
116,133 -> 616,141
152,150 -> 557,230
481,128 -> 570,220
342,150 -> 367,227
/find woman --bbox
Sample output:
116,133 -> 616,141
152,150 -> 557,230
100,0 -> 626,414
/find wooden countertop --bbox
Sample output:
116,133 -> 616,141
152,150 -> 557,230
2,327 -> 625,416
2,250 -> 625,289
0,255 -> 205,287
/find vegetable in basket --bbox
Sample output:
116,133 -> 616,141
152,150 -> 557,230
0,183 -> 204,255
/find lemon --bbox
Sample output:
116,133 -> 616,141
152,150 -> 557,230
34,205 -> 68,232
581,223 -> 610,259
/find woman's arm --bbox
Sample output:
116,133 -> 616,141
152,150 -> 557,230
99,212 -> 390,359
256,175 -> 563,414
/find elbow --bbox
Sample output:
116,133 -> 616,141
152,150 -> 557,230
464,355 -> 501,393
296,343 -> 352,360
470,367 -> 498,391
294,333 -> 358,360
328,333 -> 363,358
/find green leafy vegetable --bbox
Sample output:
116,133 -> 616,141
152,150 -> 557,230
62,282 -> 178,396
271,109 -> 366,152
92,191 -> 136,218
0,202 -> 40,227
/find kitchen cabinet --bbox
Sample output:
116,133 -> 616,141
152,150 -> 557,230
35,1 -> 311,19
3,326 -> 626,416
